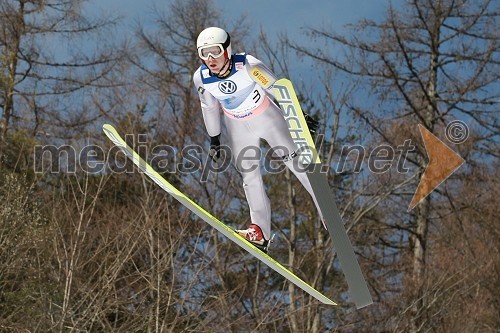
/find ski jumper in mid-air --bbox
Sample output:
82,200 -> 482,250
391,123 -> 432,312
193,27 -> 324,248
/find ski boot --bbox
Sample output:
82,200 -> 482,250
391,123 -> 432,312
236,224 -> 275,253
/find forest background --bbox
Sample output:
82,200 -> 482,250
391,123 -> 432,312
0,0 -> 498,332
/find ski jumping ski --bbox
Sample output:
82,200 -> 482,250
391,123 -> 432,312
272,78 -> 373,309
102,124 -> 336,306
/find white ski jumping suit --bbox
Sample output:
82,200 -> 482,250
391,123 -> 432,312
193,53 -> 322,240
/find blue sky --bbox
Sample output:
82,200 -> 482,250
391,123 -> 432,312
86,0 -> 391,87
89,0 -> 390,48
214,0 -> 389,35
91,0 -> 390,30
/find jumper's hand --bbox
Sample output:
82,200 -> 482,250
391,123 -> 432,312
303,111 -> 319,137
209,134 -> 221,162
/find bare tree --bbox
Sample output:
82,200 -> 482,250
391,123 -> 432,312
290,0 -> 498,331
3,0 -> 497,331
0,0 -> 122,162
0,173 -> 47,330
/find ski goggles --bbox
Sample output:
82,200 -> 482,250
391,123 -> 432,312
198,44 -> 225,61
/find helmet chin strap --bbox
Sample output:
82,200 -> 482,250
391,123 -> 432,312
214,57 -> 232,78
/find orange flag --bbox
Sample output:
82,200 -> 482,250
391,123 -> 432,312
408,125 -> 465,211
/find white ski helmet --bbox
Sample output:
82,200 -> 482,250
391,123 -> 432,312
196,27 -> 232,63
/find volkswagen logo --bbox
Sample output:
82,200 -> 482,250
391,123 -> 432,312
218,80 -> 237,94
